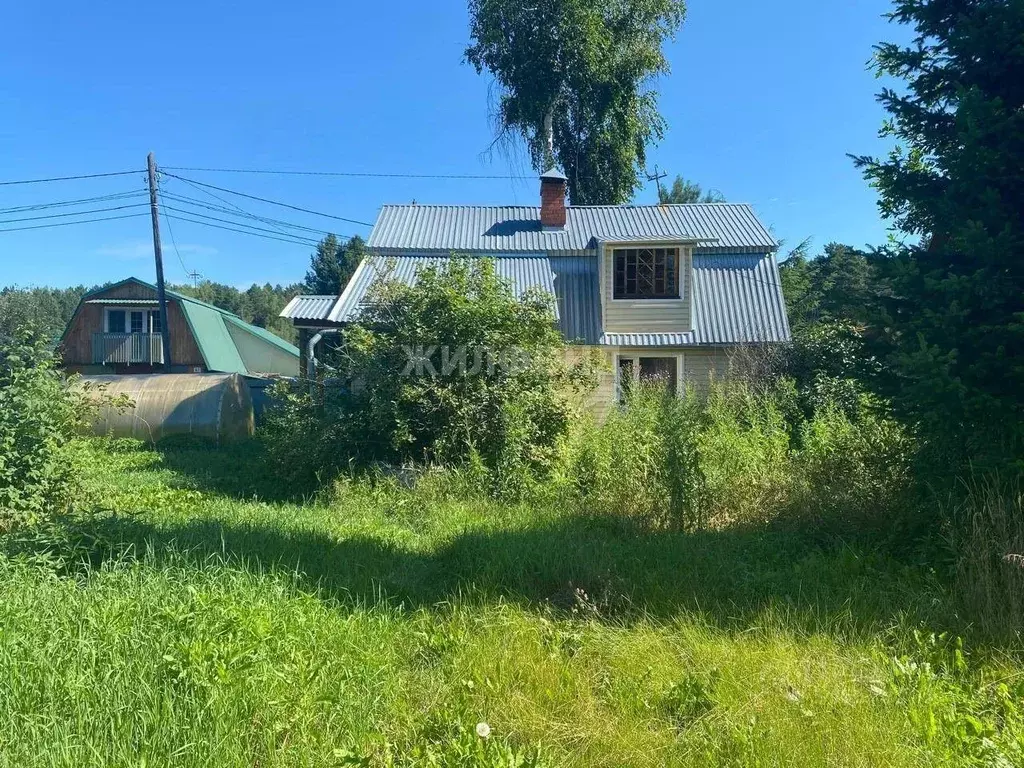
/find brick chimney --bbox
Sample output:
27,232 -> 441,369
540,168 -> 567,230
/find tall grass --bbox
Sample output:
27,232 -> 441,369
559,381 -> 913,534
945,477 -> 1024,638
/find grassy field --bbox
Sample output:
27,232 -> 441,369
0,440 -> 1021,766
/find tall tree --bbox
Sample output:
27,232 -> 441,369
658,176 -> 724,204
465,0 -> 686,205
304,234 -> 367,295
854,0 -> 1024,468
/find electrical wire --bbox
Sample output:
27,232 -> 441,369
0,212 -> 150,232
164,213 -> 320,247
160,172 -> 374,227
160,207 -> 190,278
162,173 -> 310,240
0,202 -> 150,225
161,206 -> 322,245
0,190 -> 146,215
162,165 -> 533,180
161,192 -> 350,239
0,170 -> 141,186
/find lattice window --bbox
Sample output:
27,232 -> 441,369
613,247 -> 679,299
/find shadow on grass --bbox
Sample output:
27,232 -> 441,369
151,438 -> 314,504
16,507 -> 944,638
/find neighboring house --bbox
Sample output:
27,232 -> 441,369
61,277 -> 299,376
281,170 -> 789,415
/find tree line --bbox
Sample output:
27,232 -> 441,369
0,235 -> 366,347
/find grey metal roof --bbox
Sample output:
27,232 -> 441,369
367,203 -> 777,254
280,295 -> 340,321
330,254 -> 558,324
601,332 -> 696,346
550,256 -> 601,344
282,251 -> 789,346
690,253 -> 790,344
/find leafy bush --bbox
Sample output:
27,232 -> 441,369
263,258 -> 596,497
0,330 -> 84,525
789,403 -> 914,534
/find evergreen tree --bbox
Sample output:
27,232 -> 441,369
304,235 -> 366,295
854,0 -> 1024,467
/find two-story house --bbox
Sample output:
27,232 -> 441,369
281,170 -> 789,415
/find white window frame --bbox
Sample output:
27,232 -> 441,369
104,306 -> 161,334
614,351 -> 685,401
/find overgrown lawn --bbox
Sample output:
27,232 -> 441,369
0,440 -> 1020,766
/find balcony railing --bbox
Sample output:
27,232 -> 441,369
91,333 -> 165,365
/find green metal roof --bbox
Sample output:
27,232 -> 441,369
72,277 -> 299,374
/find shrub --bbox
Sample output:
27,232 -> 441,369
0,330 -> 84,525
262,258 -> 596,497
789,402 -> 915,534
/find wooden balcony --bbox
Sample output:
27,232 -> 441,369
91,333 -> 165,365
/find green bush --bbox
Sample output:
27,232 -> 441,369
0,330 -> 84,525
262,258 -> 596,498
789,402 -> 914,534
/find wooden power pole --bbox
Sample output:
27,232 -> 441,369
147,152 -> 173,369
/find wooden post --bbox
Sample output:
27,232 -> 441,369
147,152 -> 173,369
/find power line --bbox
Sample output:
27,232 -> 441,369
0,212 -> 150,233
0,190 -> 146,215
0,202 -> 150,225
163,173 -> 299,240
161,172 -> 375,227
162,206 -> 322,245
163,165 -> 533,181
164,213 -> 320,247
161,207 -> 190,277
161,192 -> 350,239
0,170 -> 141,187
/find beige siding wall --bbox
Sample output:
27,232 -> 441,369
225,324 -> 299,376
566,345 -> 735,421
600,243 -> 693,333
682,347 -> 733,385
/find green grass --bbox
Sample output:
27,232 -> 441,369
0,440 -> 1021,766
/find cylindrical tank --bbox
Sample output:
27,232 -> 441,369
77,373 -> 255,444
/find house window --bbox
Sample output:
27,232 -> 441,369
616,354 -> 680,401
129,311 -> 145,334
613,247 -> 679,300
639,357 -> 678,393
148,310 -> 163,333
107,309 -> 126,334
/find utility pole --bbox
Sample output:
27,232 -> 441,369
646,165 -> 668,202
147,152 -> 173,369
187,270 -> 202,289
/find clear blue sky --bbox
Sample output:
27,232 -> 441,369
0,0 -> 908,289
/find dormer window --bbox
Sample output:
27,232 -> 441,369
613,247 -> 679,299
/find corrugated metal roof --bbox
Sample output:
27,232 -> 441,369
367,203 -> 777,254
85,299 -> 160,305
283,251 -> 788,348
330,254 -> 558,323
601,332 -> 697,347
690,253 -> 790,344
280,295 -> 339,321
550,256 -> 601,344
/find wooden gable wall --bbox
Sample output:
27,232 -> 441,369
60,282 -> 206,369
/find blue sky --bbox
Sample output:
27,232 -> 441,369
0,0 -> 907,289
